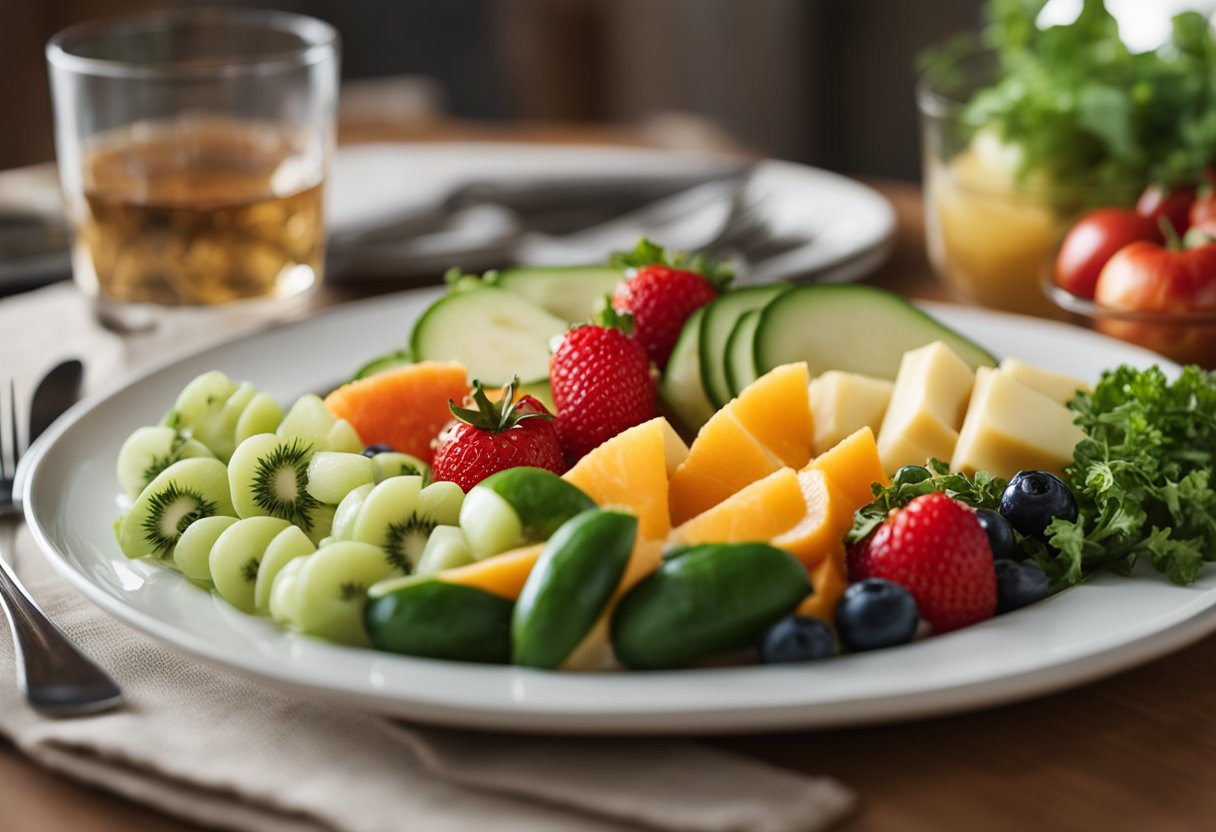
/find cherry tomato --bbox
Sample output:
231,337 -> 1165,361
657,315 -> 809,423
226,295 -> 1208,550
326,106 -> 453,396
1136,183 -> 1196,236
1054,208 -> 1160,299
1094,241 -> 1216,313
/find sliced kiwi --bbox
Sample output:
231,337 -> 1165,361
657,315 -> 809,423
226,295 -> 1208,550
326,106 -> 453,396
352,478 -> 464,572
116,425 -> 214,499
228,433 -> 328,539
291,540 -> 397,645
235,392 -> 284,444
306,451 -> 375,505
166,371 -> 268,462
277,395 -> 336,448
208,516 -> 292,613
331,482 -> 374,540
173,515 -> 238,582
254,525 -> 316,613
370,451 -> 433,485
119,458 -> 236,560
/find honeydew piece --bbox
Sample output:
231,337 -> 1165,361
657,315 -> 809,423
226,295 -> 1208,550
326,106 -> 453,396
998,358 -> 1090,406
876,341 -> 975,474
808,371 -> 895,456
951,367 -> 1087,480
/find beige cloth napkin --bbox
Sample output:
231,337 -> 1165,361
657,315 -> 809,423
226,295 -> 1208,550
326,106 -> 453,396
0,283 -> 856,832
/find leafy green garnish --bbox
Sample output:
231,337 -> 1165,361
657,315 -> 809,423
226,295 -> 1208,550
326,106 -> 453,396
609,238 -> 734,289
1039,364 -> 1216,588
922,0 -> 1216,207
848,460 -> 1010,544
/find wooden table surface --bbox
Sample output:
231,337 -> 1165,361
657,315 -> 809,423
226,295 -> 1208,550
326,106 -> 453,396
4,122 -> 1215,832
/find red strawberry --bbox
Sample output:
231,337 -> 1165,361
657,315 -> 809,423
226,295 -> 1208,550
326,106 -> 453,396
846,536 -> 875,582
550,308 -> 657,462
863,492 -> 996,633
612,265 -> 720,369
432,378 -> 564,492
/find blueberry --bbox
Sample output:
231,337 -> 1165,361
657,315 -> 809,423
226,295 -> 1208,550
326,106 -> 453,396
361,443 -> 395,458
995,560 -> 1050,613
758,616 -> 837,664
834,578 -> 919,652
999,470 -> 1078,540
976,508 -> 1018,561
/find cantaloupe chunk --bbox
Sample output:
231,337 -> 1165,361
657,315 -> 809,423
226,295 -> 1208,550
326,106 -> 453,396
563,417 -> 688,542
436,543 -> 543,600
772,469 -> 855,567
668,414 -> 783,525
669,467 -> 806,545
324,362 -> 468,463
796,546 -> 848,623
809,427 -> 890,512
727,363 -> 814,469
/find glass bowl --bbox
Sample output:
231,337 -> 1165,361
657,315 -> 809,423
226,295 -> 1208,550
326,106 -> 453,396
918,49 -> 1144,317
1044,276 -> 1216,368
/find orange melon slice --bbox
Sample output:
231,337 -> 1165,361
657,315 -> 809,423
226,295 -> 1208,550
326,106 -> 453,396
668,413 -> 783,525
563,417 -> 688,542
324,361 -> 468,463
808,426 -> 890,512
796,546 -> 848,623
669,467 -> 806,545
772,469 -> 855,567
727,362 -> 813,469
436,543 -> 543,600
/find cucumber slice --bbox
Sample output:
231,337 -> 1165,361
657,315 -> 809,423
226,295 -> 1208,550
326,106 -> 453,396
512,509 -> 638,669
410,286 -> 567,385
724,308 -> 763,398
699,284 -> 789,408
365,579 -> 514,663
659,307 -> 714,434
491,266 -> 623,322
753,284 -> 998,380
352,349 -> 412,381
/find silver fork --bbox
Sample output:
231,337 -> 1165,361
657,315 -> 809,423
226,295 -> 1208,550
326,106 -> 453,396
0,378 -> 123,716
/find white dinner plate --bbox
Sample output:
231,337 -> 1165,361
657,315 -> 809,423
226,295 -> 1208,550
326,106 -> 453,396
22,290 -> 1215,734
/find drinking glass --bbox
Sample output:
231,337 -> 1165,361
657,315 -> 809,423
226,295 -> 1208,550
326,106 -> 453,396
47,9 -> 340,331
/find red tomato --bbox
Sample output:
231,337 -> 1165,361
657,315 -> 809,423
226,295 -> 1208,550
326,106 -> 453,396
1136,183 -> 1196,236
1189,190 -> 1216,230
1094,241 -> 1216,313
1054,208 -> 1160,299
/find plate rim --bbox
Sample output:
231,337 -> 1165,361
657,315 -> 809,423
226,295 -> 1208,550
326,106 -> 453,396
21,289 -> 1210,735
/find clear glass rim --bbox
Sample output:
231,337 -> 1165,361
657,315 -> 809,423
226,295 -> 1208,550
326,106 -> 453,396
45,8 -> 338,80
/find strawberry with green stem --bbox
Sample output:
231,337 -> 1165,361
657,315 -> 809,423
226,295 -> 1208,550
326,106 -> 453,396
432,377 -> 564,492
550,306 -> 658,463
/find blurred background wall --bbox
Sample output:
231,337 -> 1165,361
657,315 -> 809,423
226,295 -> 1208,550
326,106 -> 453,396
0,0 -> 984,177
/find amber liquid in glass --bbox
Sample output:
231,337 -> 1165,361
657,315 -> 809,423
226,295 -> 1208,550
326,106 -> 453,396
75,118 -> 325,306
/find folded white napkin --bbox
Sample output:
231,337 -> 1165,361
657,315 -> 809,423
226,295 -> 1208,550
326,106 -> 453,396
0,283 -> 856,832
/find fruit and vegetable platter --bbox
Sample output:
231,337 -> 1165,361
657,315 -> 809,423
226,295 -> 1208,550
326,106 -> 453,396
107,239 -> 1216,674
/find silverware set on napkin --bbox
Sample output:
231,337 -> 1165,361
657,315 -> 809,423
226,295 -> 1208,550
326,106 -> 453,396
0,359 -> 123,715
